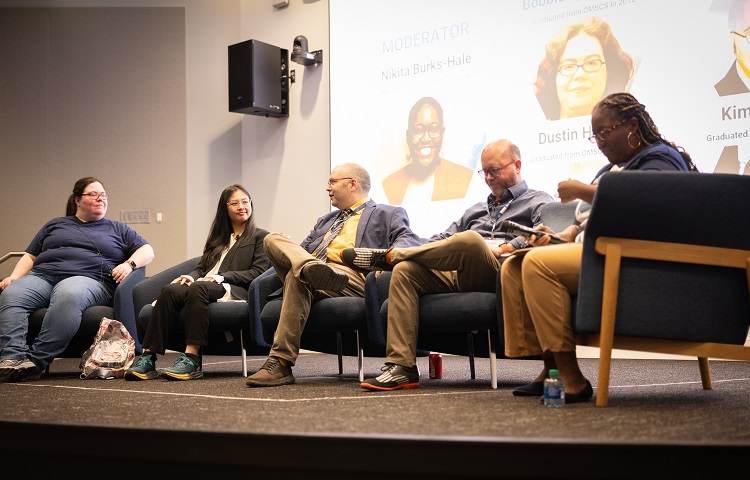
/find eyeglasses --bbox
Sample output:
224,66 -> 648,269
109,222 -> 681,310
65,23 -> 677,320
732,31 -> 750,45
81,192 -> 108,199
558,58 -> 605,76
477,160 -> 516,179
327,177 -> 353,186
227,199 -> 251,208
410,123 -> 442,141
588,119 -> 628,143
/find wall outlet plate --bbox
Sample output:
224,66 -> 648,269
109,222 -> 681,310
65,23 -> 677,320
121,210 -> 150,224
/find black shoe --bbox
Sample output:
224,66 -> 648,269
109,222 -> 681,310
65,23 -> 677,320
361,363 -> 419,391
246,357 -> 295,387
302,263 -> 349,293
539,380 -> 594,404
340,248 -> 392,274
566,380 -> 594,404
512,381 -> 544,397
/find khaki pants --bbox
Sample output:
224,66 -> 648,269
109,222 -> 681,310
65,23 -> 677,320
264,233 -> 365,364
501,242 -> 582,358
385,231 -> 501,367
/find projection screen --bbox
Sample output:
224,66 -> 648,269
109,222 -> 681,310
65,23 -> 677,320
330,0 -> 749,238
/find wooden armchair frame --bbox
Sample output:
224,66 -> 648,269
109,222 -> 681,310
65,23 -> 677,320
577,233 -> 750,407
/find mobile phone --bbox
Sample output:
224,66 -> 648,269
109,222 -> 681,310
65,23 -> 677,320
499,220 -> 567,244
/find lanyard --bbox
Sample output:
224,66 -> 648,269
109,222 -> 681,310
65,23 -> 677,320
489,198 -> 513,240
328,202 -> 366,233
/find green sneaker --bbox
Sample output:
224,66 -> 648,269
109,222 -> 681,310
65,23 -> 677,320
124,354 -> 158,381
161,353 -> 203,381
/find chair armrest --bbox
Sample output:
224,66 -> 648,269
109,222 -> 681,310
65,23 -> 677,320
132,257 -> 200,322
249,268 -> 280,348
113,267 -> 146,353
494,269 -> 506,352
255,268 -> 283,307
365,271 -> 391,349
539,201 -> 586,234
373,271 -> 392,301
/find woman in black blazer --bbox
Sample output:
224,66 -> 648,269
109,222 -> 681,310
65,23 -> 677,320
125,185 -> 270,381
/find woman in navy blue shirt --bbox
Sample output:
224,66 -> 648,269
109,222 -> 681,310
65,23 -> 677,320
0,177 -> 154,382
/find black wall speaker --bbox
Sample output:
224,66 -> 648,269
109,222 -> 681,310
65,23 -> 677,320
228,39 -> 289,118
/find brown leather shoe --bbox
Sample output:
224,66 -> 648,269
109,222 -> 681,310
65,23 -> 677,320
245,357 -> 295,387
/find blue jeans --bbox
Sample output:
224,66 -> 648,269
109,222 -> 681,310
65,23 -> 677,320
0,272 -> 112,368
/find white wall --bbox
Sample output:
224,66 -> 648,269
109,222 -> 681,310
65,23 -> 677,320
239,0 -> 331,242
0,0 -> 332,260
182,0 -> 245,257
0,0 -> 254,270
0,5 -> 190,275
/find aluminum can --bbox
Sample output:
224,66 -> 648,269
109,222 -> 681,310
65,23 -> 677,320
429,353 -> 443,379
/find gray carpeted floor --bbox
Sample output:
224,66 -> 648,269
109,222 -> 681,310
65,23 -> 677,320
2,351 -> 750,445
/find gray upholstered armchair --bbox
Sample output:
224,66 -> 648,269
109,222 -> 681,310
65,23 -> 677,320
574,171 -> 750,406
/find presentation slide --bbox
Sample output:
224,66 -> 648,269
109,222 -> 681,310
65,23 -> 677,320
330,0 -> 750,238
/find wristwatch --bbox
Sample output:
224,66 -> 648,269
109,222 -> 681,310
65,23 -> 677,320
129,260 -> 137,270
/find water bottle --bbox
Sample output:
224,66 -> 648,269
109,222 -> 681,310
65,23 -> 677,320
544,369 -> 565,408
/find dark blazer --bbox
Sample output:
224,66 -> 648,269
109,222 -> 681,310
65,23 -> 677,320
187,228 -> 271,301
714,60 -> 750,97
301,199 -> 423,255
382,158 -> 475,205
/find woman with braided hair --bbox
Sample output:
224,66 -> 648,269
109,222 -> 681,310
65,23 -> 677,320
500,92 -> 696,404
557,92 -> 698,204
589,92 -> 697,173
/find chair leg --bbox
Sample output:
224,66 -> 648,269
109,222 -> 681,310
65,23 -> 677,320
487,330 -> 497,390
467,332 -> 476,380
596,242 -> 623,407
698,356 -> 712,389
240,329 -> 247,377
336,331 -> 343,375
356,330 -> 363,382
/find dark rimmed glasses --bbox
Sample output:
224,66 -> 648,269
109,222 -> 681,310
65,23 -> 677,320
409,123 -> 442,141
732,31 -> 750,45
81,192 -> 109,199
588,119 -> 627,143
558,58 -> 606,76
327,177 -> 353,186
477,160 -> 516,179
